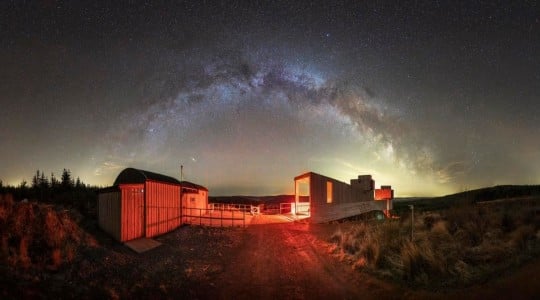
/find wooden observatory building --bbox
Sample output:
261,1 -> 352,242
98,168 -> 208,242
294,172 -> 393,223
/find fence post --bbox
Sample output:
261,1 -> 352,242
221,208 -> 223,227
409,205 -> 414,241
200,208 -> 202,226
243,209 -> 245,228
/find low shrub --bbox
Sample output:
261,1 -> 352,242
510,225 -> 536,250
422,214 -> 437,230
401,240 -> 440,282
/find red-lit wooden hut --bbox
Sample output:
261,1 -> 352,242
98,168 -> 208,242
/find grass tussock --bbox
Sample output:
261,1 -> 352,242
0,193 -> 97,270
330,202 -> 540,288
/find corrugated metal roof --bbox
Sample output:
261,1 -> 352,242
113,168 -> 181,185
180,181 -> 208,192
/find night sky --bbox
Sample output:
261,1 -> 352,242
1,1 -> 539,196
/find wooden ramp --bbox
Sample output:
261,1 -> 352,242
124,238 -> 162,253
310,201 -> 388,223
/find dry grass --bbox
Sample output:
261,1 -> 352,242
330,201 -> 540,287
0,193 -> 97,270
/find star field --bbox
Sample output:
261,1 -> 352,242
1,1 -> 539,196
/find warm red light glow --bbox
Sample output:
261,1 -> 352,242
374,188 -> 393,200
326,181 -> 333,203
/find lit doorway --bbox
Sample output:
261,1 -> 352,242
294,176 -> 310,216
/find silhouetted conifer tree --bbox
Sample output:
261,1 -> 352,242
61,168 -> 73,189
31,170 -> 40,189
39,172 -> 49,189
50,172 -> 59,190
18,180 -> 29,199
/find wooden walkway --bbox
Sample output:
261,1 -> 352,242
310,201 -> 388,223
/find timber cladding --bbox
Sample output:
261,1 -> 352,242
145,181 -> 181,238
294,171 -> 393,223
97,184 -> 147,242
120,184 -> 145,241
98,168 -> 207,242
98,190 -> 121,241
298,172 -> 375,205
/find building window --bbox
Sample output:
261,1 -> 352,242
326,181 -> 333,204
296,180 -> 310,202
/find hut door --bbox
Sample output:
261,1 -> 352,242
121,185 -> 145,241
129,187 -> 145,240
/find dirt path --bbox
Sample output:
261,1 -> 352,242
201,220 -> 400,299
193,217 -> 540,300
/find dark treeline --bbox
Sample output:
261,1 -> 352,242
0,169 -> 100,217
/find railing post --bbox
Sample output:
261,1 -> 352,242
200,208 -> 202,226
221,208 -> 223,227
409,205 -> 414,241
243,209 -> 245,228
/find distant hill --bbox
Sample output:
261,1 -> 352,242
258,195 -> 295,204
209,195 -> 294,206
393,197 -> 425,202
394,185 -> 540,212
209,196 -> 262,205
